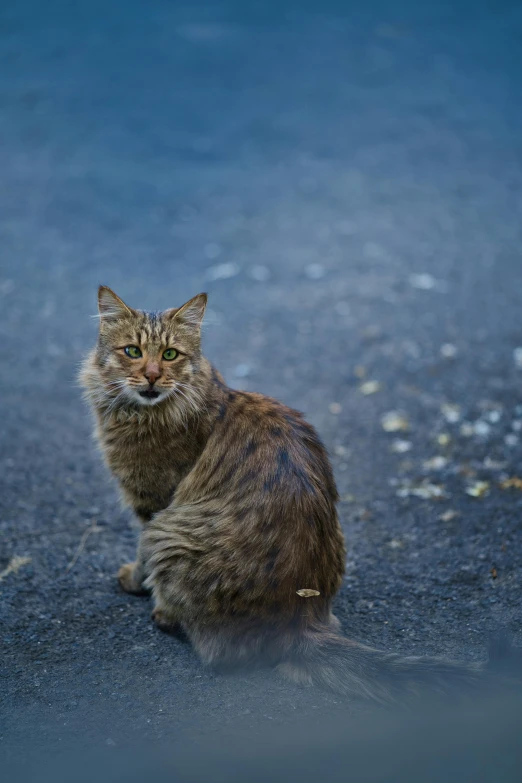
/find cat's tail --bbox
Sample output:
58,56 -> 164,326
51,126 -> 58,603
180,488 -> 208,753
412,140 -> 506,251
279,625 -> 508,703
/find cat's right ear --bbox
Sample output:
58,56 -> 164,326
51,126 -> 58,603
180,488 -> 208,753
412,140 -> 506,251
169,293 -> 208,329
97,286 -> 135,322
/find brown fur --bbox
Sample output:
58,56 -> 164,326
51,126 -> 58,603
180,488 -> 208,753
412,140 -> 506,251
80,286 -> 487,701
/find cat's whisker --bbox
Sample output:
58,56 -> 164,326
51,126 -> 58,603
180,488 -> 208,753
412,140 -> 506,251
171,388 -> 197,431
174,382 -> 210,416
171,386 -> 204,419
170,385 -> 194,413
102,388 -> 131,422
172,385 -> 197,407
104,383 -> 128,401
165,389 -> 190,430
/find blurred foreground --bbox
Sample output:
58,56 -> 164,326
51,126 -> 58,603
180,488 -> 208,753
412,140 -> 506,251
6,686 -> 522,783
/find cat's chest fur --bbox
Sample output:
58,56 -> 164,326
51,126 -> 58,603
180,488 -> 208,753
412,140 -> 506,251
98,412 -> 199,521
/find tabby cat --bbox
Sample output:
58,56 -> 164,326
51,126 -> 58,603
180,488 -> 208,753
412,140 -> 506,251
80,286 -> 492,701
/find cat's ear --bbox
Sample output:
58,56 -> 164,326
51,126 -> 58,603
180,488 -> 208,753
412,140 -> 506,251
169,293 -> 207,329
97,286 -> 135,321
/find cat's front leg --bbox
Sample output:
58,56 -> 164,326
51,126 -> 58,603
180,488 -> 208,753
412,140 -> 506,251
118,532 -> 149,595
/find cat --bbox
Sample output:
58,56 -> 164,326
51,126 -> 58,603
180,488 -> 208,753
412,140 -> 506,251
80,286 -> 500,701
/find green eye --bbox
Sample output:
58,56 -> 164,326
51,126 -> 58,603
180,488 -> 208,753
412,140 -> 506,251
124,345 -> 142,359
162,348 -> 178,361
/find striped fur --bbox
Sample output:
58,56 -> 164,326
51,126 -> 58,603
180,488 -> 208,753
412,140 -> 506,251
80,287 -> 490,701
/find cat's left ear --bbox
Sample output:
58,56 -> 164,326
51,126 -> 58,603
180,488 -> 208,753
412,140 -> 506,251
168,293 -> 207,329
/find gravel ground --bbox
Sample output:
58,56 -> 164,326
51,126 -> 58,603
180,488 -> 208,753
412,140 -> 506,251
1,0 -> 522,763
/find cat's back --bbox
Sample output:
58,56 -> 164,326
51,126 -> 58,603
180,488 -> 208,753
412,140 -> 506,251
166,387 -> 346,615
176,387 -> 339,512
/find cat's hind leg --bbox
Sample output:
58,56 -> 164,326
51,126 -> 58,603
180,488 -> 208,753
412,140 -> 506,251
150,596 -> 190,643
151,601 -> 181,631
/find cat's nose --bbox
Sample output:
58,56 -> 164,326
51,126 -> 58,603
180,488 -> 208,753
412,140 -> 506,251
144,364 -> 161,384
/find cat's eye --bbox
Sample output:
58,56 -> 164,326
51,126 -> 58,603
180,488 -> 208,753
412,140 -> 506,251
124,345 -> 142,359
162,348 -> 178,361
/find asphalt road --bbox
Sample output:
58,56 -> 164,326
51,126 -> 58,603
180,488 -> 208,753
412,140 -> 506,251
1,0 -> 522,766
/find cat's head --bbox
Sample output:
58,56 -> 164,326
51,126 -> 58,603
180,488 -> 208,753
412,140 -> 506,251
92,286 -> 207,408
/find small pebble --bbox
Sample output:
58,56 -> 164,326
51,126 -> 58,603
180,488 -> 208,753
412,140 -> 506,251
437,433 -> 451,447
482,457 -> 506,470
439,509 -> 460,522
391,439 -> 412,454
513,347 -> 522,368
397,482 -> 446,499
305,263 -> 325,280
500,477 -> 522,491
440,343 -> 458,359
250,265 -> 271,282
459,420 -> 491,438
329,402 -> 342,415
381,411 -> 409,432
505,433 -> 519,447
409,273 -> 436,290
465,481 -> 490,498
473,420 -> 491,437
423,456 -> 448,471
206,262 -> 240,281
441,403 -> 461,423
359,380 -> 381,396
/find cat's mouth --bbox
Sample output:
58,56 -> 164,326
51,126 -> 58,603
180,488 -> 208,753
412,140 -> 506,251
139,389 -> 161,400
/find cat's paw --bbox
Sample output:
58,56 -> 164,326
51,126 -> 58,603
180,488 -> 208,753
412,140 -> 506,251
151,606 -> 179,633
118,562 -> 148,595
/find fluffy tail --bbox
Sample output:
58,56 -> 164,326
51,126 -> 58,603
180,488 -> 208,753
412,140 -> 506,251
280,626 -> 490,703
